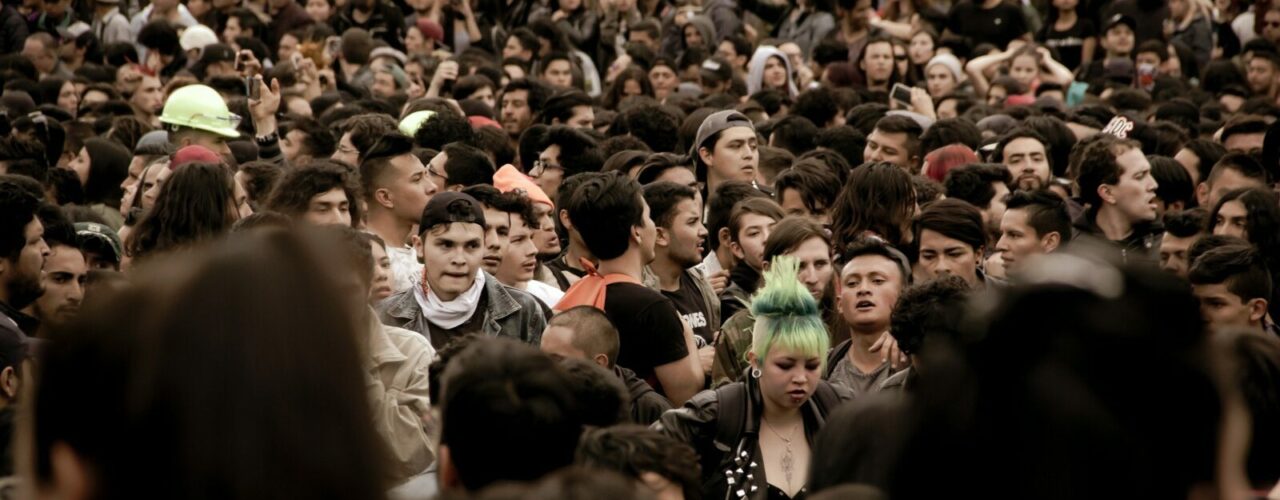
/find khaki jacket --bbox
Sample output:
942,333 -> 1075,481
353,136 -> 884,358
364,309 -> 436,481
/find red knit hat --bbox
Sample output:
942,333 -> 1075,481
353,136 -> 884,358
171,145 -> 222,169
922,144 -> 978,182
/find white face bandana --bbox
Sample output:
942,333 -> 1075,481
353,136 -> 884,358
415,269 -> 485,330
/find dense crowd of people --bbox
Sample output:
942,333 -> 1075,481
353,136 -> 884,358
1,0 -> 1280,496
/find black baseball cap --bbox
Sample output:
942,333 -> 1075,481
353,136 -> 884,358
1104,14 -> 1137,33
419,192 -> 487,234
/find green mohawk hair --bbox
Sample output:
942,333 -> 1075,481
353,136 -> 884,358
749,255 -> 832,367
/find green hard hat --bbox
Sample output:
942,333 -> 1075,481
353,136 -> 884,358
159,84 -> 242,138
399,110 -> 436,138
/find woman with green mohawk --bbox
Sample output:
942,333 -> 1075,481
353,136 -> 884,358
655,255 -> 854,500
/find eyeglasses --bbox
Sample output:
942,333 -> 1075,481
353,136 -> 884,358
894,55 -> 908,61
532,159 -> 563,175
427,164 -> 449,182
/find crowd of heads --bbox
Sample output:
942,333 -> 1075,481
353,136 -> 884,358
1,0 -> 1280,497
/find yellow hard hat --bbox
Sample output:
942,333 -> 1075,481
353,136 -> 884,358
159,84 -> 242,138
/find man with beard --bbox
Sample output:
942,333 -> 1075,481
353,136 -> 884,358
642,182 -> 720,377
24,207 -> 85,337
500,79 -> 550,143
995,128 -> 1053,192
0,183 -> 51,337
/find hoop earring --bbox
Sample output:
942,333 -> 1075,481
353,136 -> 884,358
750,367 -> 762,379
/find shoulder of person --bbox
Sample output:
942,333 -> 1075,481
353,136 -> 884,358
382,324 -> 437,361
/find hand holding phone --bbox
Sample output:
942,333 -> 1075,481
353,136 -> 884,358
890,83 -> 913,106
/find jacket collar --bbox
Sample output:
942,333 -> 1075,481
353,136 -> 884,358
364,307 -> 407,369
481,271 -> 522,321
384,271 -> 523,330
383,287 -> 421,323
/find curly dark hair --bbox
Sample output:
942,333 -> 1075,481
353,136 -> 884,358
889,274 -> 970,355
265,160 -> 362,227
413,108 -> 476,151
621,104 -> 680,153
0,181 -> 40,261
576,425 -> 703,500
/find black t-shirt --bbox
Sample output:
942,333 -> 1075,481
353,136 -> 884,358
605,282 -> 689,396
661,272 -> 714,346
425,292 -> 488,350
1039,18 -> 1096,71
947,0 -> 1028,50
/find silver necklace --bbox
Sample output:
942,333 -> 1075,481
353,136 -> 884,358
762,417 -> 800,489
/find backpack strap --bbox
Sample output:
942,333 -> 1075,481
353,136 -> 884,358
824,339 -> 852,378
554,259 -> 641,312
713,382 -> 748,450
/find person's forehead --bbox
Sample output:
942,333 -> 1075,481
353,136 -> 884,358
1003,206 -> 1031,224
1116,148 -> 1149,174
482,205 -> 511,222
1162,234 -> 1196,249
870,129 -> 907,145
47,245 -> 87,268
920,228 -> 970,249
1004,137 -> 1046,153
841,254 -> 899,277
428,222 -> 485,240
717,126 -> 756,142
312,187 -> 349,202
1193,283 -> 1241,301
1219,199 -> 1249,213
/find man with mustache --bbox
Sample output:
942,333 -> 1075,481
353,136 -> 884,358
0,183 -> 51,337
25,211 -> 86,336
994,128 -> 1054,192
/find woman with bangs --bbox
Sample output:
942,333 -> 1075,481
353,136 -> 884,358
657,255 -> 853,500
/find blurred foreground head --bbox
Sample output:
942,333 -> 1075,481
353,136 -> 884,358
28,230 -> 391,499
812,246 -> 1232,498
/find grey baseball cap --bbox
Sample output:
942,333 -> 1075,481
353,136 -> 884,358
690,110 -> 755,160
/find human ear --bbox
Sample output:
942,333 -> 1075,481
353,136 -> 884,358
698,146 -> 714,167
1041,232 -> 1061,253
1099,184 -> 1115,204
1249,298 -> 1268,324
655,227 -> 670,248
374,187 -> 394,209
0,367 -> 16,400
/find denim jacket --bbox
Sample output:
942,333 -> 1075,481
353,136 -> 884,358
376,272 -> 549,348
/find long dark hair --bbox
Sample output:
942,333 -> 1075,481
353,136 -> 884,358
33,229 -> 391,499
602,66 -> 655,111
126,162 -> 239,260
830,162 -> 917,249
1209,187 -> 1280,258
